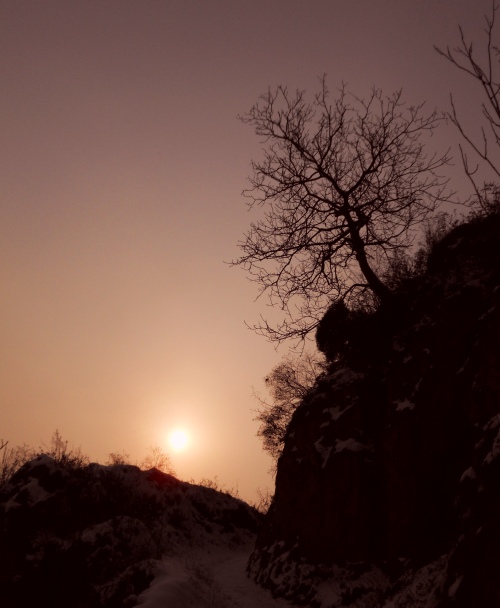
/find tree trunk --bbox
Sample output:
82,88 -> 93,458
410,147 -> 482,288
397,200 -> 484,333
348,220 -> 392,302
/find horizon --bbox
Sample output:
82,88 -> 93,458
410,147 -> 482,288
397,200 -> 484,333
0,0 -> 495,503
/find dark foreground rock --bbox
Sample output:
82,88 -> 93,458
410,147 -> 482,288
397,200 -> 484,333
249,213 -> 500,607
0,456 -> 260,608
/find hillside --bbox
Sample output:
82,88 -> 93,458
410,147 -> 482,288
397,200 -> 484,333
249,212 -> 500,607
0,455 -> 290,607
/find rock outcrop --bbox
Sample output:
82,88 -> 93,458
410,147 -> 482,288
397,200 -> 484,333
0,455 -> 260,607
249,212 -> 500,607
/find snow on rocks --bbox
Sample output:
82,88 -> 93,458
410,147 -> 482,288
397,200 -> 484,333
334,438 -> 368,453
0,455 -> 266,607
394,399 -> 415,412
314,437 -> 333,469
482,413 -> 500,465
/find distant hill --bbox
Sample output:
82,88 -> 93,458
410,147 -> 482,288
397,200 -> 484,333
249,211 -> 500,607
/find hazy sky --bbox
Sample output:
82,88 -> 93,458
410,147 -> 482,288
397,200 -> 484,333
0,0 -> 494,501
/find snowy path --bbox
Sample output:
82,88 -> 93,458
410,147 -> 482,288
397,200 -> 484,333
136,540 -> 292,607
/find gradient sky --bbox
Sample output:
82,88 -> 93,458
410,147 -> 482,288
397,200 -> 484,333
0,0 -> 494,502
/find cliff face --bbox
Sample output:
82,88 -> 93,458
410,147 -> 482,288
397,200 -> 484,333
249,213 -> 500,607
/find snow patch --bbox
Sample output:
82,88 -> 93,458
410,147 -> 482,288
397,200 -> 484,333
314,437 -> 333,469
456,357 -> 470,375
384,555 -> 448,608
460,466 -> 477,482
414,315 -> 433,331
335,438 -> 367,453
136,558 -> 205,607
4,477 -> 51,512
479,304 -> 496,321
483,414 -> 500,465
314,436 -> 368,466
327,367 -> 364,387
485,413 -> 500,431
448,574 -> 463,598
394,399 -> 415,412
484,429 -> 500,465
410,377 -> 423,398
392,339 -> 405,352
138,544 -> 293,608
321,404 -> 352,422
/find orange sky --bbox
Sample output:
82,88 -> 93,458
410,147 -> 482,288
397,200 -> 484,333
0,0 -> 493,502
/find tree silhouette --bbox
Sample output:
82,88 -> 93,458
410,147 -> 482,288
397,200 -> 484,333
254,352 -> 326,466
436,2 -> 500,203
234,79 -> 451,343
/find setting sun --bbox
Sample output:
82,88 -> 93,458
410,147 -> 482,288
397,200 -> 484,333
168,428 -> 189,452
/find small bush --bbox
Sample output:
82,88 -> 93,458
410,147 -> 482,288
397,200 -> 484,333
253,486 -> 273,514
0,440 -> 35,487
197,476 -> 240,499
106,451 -> 132,466
140,445 -> 175,476
43,429 -> 89,471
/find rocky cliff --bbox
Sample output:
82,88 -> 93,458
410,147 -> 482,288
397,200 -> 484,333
249,212 -> 500,607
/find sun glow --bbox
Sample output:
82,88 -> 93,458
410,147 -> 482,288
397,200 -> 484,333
168,428 -> 189,452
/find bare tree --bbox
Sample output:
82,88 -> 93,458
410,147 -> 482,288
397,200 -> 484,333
436,2 -> 500,203
233,79 -> 451,343
254,486 -> 274,513
254,351 -> 326,466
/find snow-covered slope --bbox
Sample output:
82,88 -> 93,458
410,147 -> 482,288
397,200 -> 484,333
0,455 -> 289,607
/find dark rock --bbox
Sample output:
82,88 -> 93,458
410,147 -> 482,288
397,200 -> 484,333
0,456 -> 261,607
249,213 -> 500,606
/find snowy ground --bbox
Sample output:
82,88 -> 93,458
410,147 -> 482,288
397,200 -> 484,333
137,539 -> 292,608
1,455 -> 294,607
